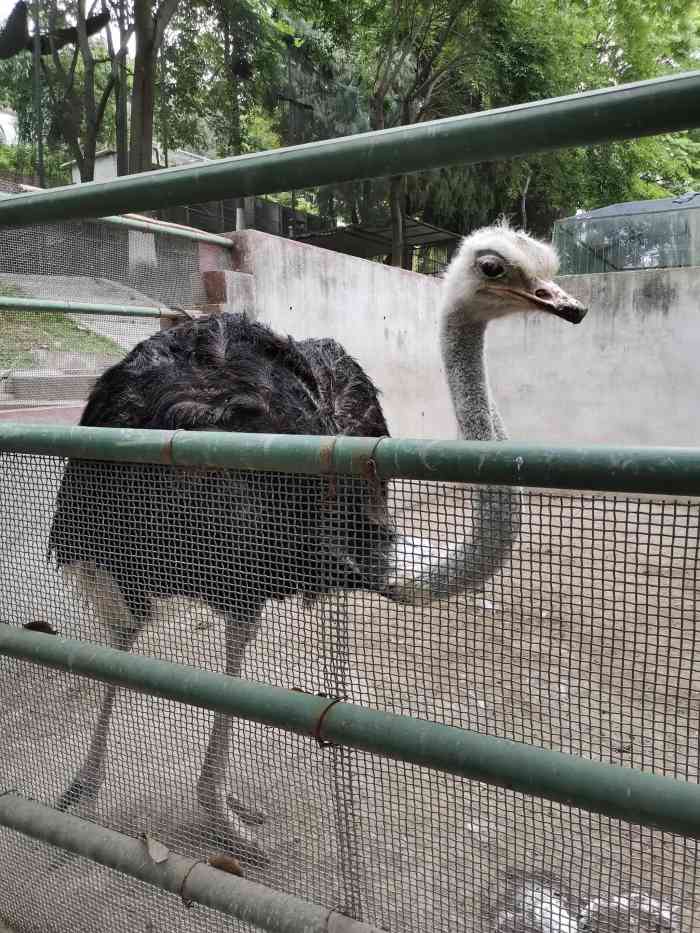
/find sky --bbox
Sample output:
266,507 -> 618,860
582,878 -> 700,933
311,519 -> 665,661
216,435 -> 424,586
0,0 -> 18,20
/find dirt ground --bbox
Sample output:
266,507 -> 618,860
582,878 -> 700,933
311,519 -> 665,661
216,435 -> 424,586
0,408 -> 697,932
0,403 -> 85,423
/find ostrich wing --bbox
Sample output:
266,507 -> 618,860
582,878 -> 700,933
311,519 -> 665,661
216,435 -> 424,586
296,337 -> 389,438
49,313 -> 395,600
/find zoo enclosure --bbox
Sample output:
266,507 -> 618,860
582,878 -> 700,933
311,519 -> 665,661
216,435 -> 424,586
0,70 -> 699,933
553,193 -> 700,274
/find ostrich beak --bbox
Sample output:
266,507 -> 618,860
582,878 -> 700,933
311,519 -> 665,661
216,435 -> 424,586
489,283 -> 588,324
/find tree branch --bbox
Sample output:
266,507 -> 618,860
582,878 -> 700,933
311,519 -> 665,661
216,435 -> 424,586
153,0 -> 181,52
95,71 -> 116,129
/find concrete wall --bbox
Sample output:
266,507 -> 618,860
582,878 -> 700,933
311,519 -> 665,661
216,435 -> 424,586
491,268 -> 700,446
230,230 -> 700,446
230,230 -> 458,439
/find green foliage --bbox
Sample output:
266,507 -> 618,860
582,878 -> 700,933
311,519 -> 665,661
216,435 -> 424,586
0,143 -> 69,185
0,310 -> 122,370
0,0 -> 697,236
403,0 -> 700,235
157,0 -> 287,157
0,54 -> 47,145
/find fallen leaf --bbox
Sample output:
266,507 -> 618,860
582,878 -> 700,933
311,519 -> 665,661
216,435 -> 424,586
142,833 -> 169,864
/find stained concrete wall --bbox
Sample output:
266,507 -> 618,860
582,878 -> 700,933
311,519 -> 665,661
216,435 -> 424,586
229,230 -> 458,439
229,230 -> 700,446
491,268 -> 700,446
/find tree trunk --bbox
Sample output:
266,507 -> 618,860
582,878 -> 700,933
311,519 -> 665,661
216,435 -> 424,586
228,84 -> 241,154
115,61 -> 129,175
81,148 -> 95,183
129,0 -> 180,174
390,175 -> 405,267
32,0 -> 45,186
159,46 -> 169,166
115,0 -> 129,176
129,2 -> 157,174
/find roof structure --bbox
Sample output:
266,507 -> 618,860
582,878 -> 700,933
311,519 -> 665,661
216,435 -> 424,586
295,217 -> 459,259
561,191 -> 700,223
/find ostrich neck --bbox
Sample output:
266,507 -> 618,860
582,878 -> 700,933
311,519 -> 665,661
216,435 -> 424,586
387,307 -> 519,602
441,316 -> 505,442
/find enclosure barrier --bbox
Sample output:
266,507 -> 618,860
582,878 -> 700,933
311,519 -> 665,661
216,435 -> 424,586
0,188 -> 235,247
2,425 -> 700,929
2,624 -> 700,839
0,296 -> 169,319
1,422 -> 700,494
0,792 -> 379,933
87,212 -> 235,248
0,71 -> 697,225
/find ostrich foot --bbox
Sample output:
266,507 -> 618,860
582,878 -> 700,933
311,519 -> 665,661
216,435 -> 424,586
197,781 -> 269,869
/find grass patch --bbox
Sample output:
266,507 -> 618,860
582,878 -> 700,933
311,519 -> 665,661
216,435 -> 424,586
0,286 -> 123,370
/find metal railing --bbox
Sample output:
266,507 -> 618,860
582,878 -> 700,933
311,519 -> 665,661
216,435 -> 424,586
1,424 -> 700,927
0,296 -> 200,321
0,72 -> 697,226
0,69 -> 700,932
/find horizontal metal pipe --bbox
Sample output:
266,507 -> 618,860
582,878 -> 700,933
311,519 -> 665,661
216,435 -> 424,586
2,626 -> 700,837
0,72 -> 698,226
0,423 -> 699,495
99,213 -> 234,248
0,190 -> 234,247
0,793 -> 378,933
0,295 -> 164,318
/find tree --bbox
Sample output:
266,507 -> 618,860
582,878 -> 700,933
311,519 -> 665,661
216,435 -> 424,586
0,1 -> 119,182
103,0 -> 134,175
129,0 -> 180,173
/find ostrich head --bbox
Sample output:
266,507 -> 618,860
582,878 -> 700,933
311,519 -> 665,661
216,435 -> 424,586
442,221 -> 587,327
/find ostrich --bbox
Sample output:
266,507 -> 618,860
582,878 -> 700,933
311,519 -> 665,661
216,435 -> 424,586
48,221 -> 586,865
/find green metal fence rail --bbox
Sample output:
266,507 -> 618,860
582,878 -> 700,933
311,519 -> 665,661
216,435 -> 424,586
1,423 -> 699,495
1,66 -> 700,933
0,296 -> 175,319
0,71 -> 697,226
97,212 -> 234,248
0,792 -> 380,933
2,625 -> 700,839
0,190 -> 235,248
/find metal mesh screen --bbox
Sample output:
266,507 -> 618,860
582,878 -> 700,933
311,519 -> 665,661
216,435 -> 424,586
0,219 -> 229,408
552,207 -> 697,274
0,452 -> 697,932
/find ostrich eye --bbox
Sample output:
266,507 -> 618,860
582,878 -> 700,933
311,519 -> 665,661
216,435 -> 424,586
478,255 -> 506,279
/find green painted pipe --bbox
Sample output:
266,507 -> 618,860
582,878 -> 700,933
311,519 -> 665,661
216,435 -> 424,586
0,295 -> 164,318
0,72 -> 698,226
2,626 -> 700,837
99,213 -> 234,248
0,793 -> 379,933
0,190 -> 234,248
0,423 -> 700,495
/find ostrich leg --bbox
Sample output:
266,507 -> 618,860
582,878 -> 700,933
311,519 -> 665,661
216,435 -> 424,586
56,600 -> 145,815
196,603 -> 268,866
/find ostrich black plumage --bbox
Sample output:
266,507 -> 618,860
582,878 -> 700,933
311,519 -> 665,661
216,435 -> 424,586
49,312 -> 395,865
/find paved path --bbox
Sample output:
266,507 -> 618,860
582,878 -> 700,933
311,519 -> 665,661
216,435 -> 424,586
0,404 -> 83,424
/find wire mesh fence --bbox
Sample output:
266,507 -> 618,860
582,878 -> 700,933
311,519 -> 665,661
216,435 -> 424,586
0,448 -> 698,932
552,205 -> 700,274
0,218 -> 230,408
